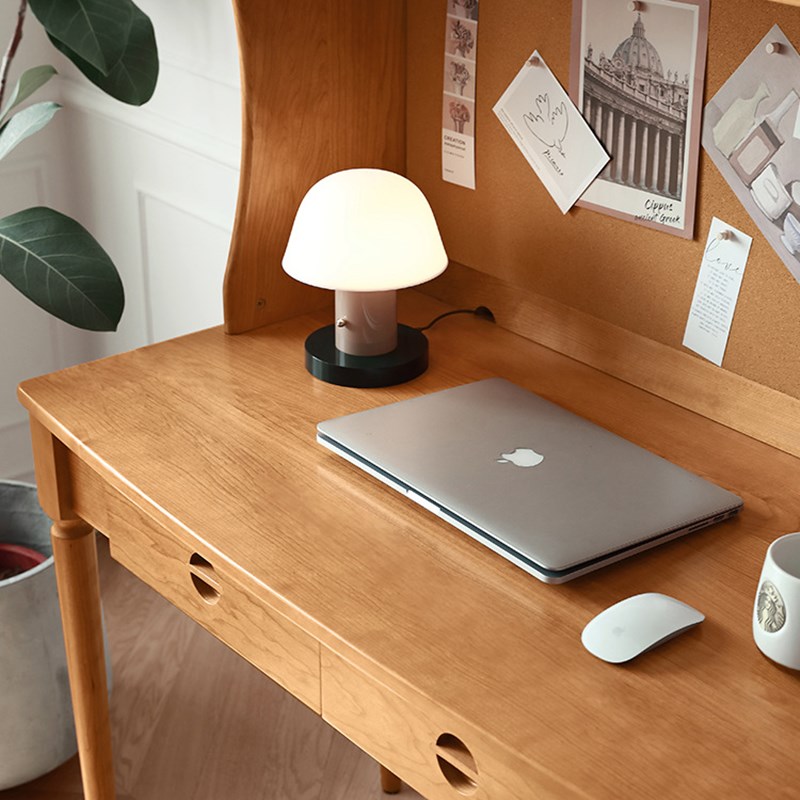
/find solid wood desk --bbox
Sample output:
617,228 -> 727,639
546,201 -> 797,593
18,294 -> 800,800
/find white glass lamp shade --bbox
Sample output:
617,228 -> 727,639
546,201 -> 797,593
282,169 -> 448,292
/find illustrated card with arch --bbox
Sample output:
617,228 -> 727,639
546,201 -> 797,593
493,51 -> 609,213
569,0 -> 710,239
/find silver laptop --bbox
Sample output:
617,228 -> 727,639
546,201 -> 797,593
316,378 -> 742,583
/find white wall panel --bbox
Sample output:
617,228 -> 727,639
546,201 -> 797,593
0,161 -> 56,397
0,2 -> 242,478
56,105 -> 239,356
55,0 -> 241,358
0,150 -> 97,478
146,1 -> 240,87
138,191 -> 228,342
56,0 -> 241,168
0,161 -> 55,475
0,422 -> 34,481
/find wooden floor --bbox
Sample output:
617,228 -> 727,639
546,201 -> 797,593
2,535 -> 424,800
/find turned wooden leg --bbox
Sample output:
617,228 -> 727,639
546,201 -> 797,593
380,764 -> 402,794
28,419 -> 115,798
52,519 -> 116,800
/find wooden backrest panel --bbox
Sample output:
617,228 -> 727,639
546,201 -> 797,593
224,0 -> 406,333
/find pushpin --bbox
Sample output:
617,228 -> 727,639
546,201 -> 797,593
716,230 -> 731,241
528,54 -> 541,67
628,1 -> 643,11
766,42 -> 782,55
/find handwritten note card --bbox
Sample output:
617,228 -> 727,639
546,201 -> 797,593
493,51 -> 609,213
683,218 -> 752,366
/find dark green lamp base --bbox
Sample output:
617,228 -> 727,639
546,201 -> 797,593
304,324 -> 429,388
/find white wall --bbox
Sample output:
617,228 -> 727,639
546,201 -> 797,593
0,2 -> 241,479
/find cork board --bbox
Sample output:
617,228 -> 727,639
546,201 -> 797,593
406,0 -> 800,398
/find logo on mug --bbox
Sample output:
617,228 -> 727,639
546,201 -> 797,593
757,580 -> 786,633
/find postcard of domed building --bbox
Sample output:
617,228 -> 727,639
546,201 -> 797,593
570,0 -> 709,239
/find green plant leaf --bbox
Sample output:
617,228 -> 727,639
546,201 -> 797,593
0,65 -> 58,124
28,0 -> 135,75
0,207 -> 124,331
0,102 -> 61,162
48,6 -> 158,106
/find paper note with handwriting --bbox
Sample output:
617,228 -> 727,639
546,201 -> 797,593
683,217 -> 752,366
493,51 -> 609,213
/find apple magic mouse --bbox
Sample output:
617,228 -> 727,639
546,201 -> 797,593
581,592 -> 704,664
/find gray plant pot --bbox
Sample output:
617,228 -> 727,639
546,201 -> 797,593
0,480 -> 77,790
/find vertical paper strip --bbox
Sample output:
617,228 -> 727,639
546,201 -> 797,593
442,1 -> 479,189
683,217 -> 752,367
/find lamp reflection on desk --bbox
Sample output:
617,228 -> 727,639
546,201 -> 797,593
282,168 -> 448,388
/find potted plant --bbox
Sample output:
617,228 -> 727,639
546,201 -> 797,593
0,0 -> 158,788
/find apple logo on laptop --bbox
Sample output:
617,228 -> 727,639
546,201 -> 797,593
497,448 -> 544,467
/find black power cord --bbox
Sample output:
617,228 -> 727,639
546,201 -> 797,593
415,305 -> 495,333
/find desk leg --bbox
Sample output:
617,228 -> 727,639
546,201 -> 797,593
380,765 -> 402,794
52,519 -> 116,800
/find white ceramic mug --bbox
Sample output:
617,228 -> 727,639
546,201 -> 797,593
753,532 -> 800,670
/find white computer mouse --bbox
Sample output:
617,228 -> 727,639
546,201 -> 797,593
581,593 -> 704,664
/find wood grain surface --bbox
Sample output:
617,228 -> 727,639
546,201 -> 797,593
426,260 -> 800,458
223,0 -> 406,334
0,539 -> 422,800
70,455 -> 322,713
50,523 -> 115,800
17,290 -> 800,799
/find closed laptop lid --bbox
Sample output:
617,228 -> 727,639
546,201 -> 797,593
317,378 -> 742,576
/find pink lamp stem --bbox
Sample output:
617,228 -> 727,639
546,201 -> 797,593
334,290 -> 397,356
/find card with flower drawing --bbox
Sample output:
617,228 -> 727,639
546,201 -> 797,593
493,51 -> 609,213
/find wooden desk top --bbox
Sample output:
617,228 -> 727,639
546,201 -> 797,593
18,292 -> 800,799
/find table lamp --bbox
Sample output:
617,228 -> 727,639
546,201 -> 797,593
282,169 -> 448,387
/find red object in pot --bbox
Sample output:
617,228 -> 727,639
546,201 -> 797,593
0,543 -> 46,581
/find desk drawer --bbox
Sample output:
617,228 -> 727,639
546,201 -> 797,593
69,458 -> 320,713
321,649 -> 575,800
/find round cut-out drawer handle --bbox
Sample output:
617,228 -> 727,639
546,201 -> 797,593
435,733 -> 478,795
188,553 -> 221,604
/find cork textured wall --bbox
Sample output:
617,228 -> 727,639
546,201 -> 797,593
407,0 -> 800,397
